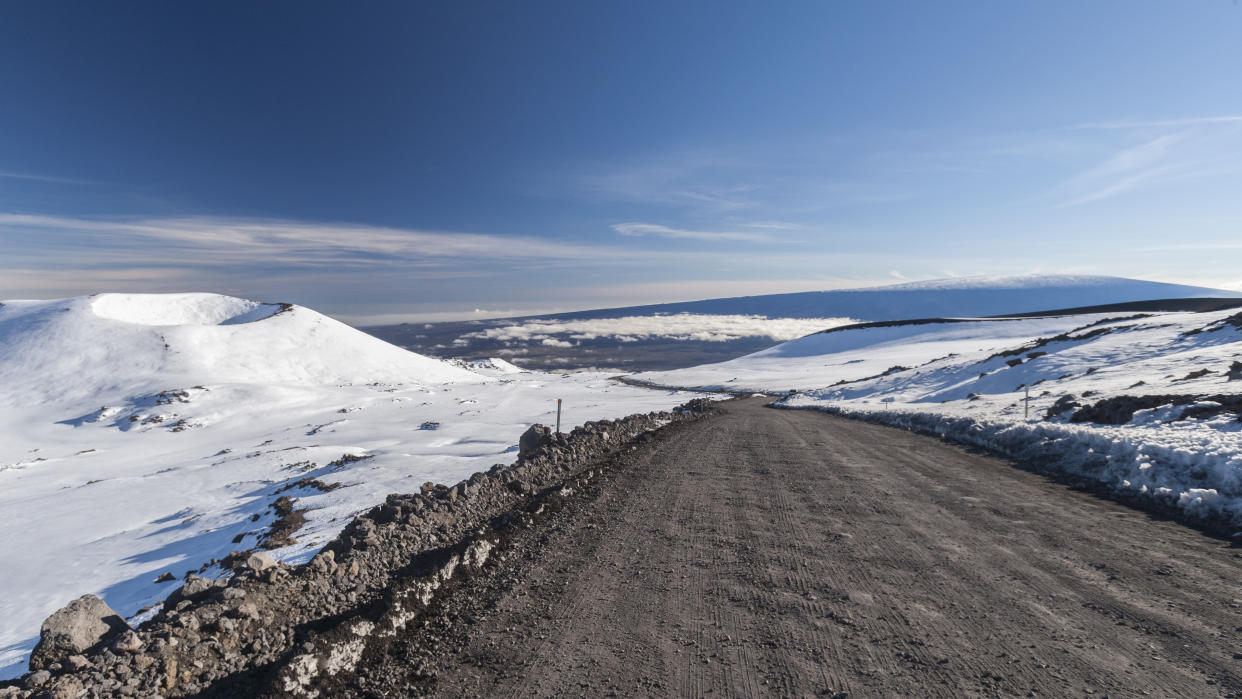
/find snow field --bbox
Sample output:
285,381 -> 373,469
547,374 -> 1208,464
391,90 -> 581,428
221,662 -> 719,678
0,293 -> 709,678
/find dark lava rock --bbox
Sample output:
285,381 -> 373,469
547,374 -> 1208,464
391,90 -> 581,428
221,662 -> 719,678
519,424 -> 552,458
1045,395 -> 1081,420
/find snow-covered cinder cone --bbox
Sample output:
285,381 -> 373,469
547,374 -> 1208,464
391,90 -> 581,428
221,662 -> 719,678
0,293 -> 487,407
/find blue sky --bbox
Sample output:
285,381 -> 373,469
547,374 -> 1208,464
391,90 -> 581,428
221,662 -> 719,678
2,1 -> 1241,323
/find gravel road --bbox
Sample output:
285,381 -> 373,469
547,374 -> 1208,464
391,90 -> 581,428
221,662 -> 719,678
348,397 -> 1242,697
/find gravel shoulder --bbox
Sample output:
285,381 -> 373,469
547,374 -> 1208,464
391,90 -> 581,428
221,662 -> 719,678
344,397 -> 1242,697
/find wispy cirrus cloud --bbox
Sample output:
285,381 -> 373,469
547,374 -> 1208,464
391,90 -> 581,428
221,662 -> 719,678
1056,118 -> 1242,207
1130,241 -> 1242,252
0,214 -> 640,270
734,221 -> 802,230
0,170 -> 91,185
611,222 -> 777,243
576,153 -> 759,213
576,146 -> 914,218
1073,115 -> 1242,130
0,213 -> 689,303
1057,132 -> 1190,207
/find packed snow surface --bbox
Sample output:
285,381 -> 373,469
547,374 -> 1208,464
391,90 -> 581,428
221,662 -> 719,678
639,307 -> 1242,535
0,293 -> 709,678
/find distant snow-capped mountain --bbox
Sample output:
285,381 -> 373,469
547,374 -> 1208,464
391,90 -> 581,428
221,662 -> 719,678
536,275 -> 1242,322
365,275 -> 1242,372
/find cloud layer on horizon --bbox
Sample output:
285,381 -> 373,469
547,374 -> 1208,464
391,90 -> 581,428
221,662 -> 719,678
456,313 -> 857,345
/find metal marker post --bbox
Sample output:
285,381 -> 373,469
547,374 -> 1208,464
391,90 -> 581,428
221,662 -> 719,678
556,398 -> 562,434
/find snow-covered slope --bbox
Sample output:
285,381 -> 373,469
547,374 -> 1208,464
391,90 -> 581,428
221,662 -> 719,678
640,306 -> 1242,534
0,293 -> 482,405
0,293 -> 709,679
634,315 -> 1098,393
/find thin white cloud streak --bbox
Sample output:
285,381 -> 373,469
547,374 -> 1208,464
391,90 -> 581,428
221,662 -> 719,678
1057,132 -> 1188,207
577,154 -> 758,213
1055,117 -> 1242,207
339,308 -> 572,326
578,149 -> 913,218
0,170 -> 89,185
0,214 -> 653,269
611,222 -> 774,243
1073,116 -> 1242,130
0,268 -> 192,299
558,277 -> 885,307
735,221 -> 802,230
1130,242 -> 1242,252
0,214 -> 872,308
456,314 -> 857,344
1056,129 -> 1242,208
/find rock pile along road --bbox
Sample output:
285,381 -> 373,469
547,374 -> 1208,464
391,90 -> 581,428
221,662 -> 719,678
339,398 -> 1242,697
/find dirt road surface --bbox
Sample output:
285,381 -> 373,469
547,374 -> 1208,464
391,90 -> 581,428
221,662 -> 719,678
348,398 -> 1242,697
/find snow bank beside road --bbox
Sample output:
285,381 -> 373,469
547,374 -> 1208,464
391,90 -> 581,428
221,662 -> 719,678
784,398 -> 1242,526
643,306 -> 1242,530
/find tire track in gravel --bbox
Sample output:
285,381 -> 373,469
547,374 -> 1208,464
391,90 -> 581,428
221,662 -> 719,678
351,397 -> 1242,698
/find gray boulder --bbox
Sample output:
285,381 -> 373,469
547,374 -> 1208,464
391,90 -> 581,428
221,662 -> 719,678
247,550 -> 277,572
162,574 -> 221,610
518,424 -> 551,458
110,629 -> 143,653
28,594 -> 129,671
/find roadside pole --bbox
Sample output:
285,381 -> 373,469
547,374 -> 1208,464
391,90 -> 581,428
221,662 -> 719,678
556,398 -> 562,434
1025,386 -> 1030,420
